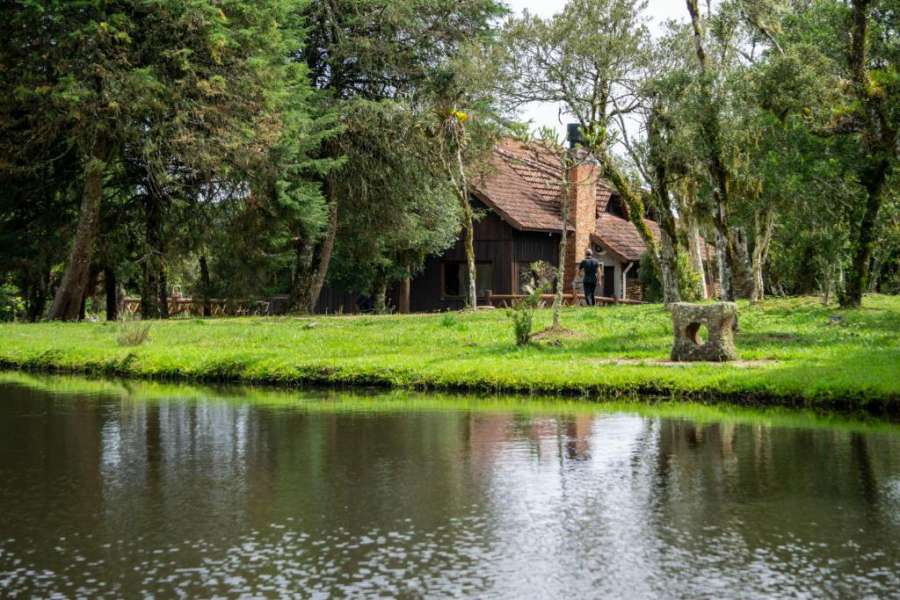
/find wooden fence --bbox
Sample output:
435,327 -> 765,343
122,297 -> 280,318
119,292 -> 642,318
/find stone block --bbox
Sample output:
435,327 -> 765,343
670,302 -> 739,362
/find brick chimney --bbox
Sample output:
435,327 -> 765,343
564,159 -> 599,292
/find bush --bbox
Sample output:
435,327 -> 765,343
506,261 -> 553,346
507,297 -> 538,346
639,253 -> 663,303
116,322 -> 152,347
639,252 -> 704,303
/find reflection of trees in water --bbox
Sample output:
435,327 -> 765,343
5,389 -> 900,581
6,392 -> 897,531
645,418 -> 898,544
851,433 -> 878,511
0,388 -> 107,515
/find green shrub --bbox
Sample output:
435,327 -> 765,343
506,261 -> 553,346
639,252 -> 704,303
639,253 -> 663,303
507,298 -> 537,346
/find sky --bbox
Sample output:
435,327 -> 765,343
503,0 -> 693,138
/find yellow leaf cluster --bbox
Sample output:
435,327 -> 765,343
453,111 -> 469,123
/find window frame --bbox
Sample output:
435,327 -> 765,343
441,260 -> 494,299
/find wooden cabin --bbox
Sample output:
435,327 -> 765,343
318,138 -> 712,314
405,139 -> 661,311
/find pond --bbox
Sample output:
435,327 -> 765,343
1,374 -> 899,598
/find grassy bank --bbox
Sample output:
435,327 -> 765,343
0,296 -> 898,413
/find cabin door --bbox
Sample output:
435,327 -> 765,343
602,266 -> 616,298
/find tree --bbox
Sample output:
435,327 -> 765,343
296,0 -> 507,313
683,0 -> 751,301
718,0 -> 897,305
0,0 -> 319,320
503,0 -> 683,303
0,119 -> 85,321
326,101 -> 462,313
435,109 -> 483,310
839,0 -> 898,307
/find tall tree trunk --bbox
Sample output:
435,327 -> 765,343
843,159 -> 890,307
291,195 -> 338,314
49,140 -> 109,321
373,269 -> 388,315
658,230 -> 681,305
553,183 -> 569,328
308,198 -> 338,313
840,0 -> 895,307
647,105 -> 682,305
687,216 -> 709,300
141,263 -> 160,320
290,237 -> 315,312
141,184 -> 167,320
730,228 -> 756,299
80,266 -> 100,320
104,266 -> 118,321
158,264 -> 169,319
442,123 -> 478,310
461,198 -> 478,310
653,181 -> 682,305
199,255 -> 212,317
603,159 -> 664,283
716,228 -> 733,301
452,144 -> 477,311
750,208 -> 776,303
26,268 -> 50,322
398,261 -> 411,314
26,286 -> 46,323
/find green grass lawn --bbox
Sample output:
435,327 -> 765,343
1,296 -> 898,412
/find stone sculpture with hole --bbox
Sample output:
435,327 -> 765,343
670,302 -> 739,362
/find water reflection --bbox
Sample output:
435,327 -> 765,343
0,380 -> 898,597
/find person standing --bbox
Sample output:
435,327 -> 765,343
578,248 -> 600,307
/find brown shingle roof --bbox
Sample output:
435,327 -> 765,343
593,213 -> 661,262
471,142 -> 563,231
473,139 -> 658,260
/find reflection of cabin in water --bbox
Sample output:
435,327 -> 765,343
318,138 -> 715,314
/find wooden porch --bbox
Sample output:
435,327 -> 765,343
483,292 -> 644,309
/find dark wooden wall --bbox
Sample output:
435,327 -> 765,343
410,206 -> 560,312
317,201 -> 561,314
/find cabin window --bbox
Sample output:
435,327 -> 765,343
443,262 -> 494,297
476,263 -> 494,296
444,263 -> 461,297
605,196 -> 627,218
